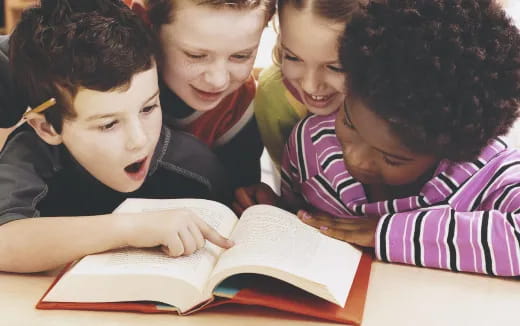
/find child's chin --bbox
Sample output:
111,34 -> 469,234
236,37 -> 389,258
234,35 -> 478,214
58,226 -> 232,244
106,179 -> 144,193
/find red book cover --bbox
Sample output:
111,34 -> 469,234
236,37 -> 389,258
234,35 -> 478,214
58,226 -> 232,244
36,252 -> 372,325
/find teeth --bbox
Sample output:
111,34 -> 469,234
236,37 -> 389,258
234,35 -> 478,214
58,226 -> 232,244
311,95 -> 328,101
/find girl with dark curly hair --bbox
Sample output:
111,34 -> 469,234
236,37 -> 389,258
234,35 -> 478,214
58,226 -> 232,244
281,0 -> 520,276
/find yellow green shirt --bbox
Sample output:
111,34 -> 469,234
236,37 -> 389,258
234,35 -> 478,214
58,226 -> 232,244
254,65 -> 308,169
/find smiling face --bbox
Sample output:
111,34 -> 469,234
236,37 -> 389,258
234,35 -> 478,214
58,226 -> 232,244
279,5 -> 346,116
60,67 -> 162,193
335,96 -> 438,186
158,2 -> 266,111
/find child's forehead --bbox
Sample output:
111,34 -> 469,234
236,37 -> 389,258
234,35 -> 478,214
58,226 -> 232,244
162,6 -> 265,50
172,0 -> 267,22
71,69 -> 159,119
343,98 -> 418,156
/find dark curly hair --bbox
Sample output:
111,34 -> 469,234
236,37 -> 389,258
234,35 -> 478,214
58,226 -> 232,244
340,0 -> 520,161
9,0 -> 158,132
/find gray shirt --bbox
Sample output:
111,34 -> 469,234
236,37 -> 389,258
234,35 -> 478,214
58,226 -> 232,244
0,125 -> 231,225
0,35 -> 23,127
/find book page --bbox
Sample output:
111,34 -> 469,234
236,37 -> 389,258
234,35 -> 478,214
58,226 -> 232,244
207,205 -> 362,305
45,198 -> 238,308
101,198 -> 238,287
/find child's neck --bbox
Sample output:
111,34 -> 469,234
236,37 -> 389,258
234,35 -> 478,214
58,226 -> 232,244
363,166 -> 436,203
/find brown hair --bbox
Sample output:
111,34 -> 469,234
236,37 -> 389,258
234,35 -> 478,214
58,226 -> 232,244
273,0 -> 362,64
10,0 -> 157,132
146,0 -> 276,32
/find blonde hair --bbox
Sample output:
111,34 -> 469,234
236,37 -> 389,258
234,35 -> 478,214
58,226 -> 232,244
272,0 -> 362,65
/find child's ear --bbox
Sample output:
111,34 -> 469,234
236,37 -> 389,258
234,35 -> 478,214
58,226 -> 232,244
26,113 -> 63,145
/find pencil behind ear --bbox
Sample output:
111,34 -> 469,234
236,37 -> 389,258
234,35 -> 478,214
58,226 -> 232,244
26,113 -> 63,145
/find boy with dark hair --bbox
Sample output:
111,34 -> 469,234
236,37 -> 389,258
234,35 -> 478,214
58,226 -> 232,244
0,0 -> 233,273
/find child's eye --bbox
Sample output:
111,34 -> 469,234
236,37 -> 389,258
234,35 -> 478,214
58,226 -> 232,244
185,52 -> 206,60
327,65 -> 344,73
383,156 -> 403,167
99,120 -> 118,131
141,104 -> 158,114
283,53 -> 300,62
231,53 -> 253,61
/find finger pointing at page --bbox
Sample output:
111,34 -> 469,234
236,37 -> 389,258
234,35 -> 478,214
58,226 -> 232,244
195,219 -> 235,249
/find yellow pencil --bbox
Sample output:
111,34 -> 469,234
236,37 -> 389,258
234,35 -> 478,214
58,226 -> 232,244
23,98 -> 56,119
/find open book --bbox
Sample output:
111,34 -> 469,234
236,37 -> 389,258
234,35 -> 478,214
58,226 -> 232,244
38,199 -> 371,324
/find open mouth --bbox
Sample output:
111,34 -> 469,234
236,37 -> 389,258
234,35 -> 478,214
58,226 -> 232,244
124,157 -> 147,179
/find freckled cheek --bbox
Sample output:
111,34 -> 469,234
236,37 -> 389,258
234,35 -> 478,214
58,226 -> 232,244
161,54 -> 201,83
229,62 -> 255,84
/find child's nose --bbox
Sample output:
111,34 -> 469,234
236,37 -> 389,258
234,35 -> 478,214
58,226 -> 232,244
301,69 -> 323,94
203,63 -> 230,90
345,144 -> 374,170
126,124 -> 147,151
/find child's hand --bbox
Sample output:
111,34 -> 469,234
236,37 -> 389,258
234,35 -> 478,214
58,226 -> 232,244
297,209 -> 379,247
122,209 -> 234,256
232,182 -> 279,215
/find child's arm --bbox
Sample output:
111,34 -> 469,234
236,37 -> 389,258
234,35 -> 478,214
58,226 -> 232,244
298,203 -> 520,277
375,205 -> 520,277
0,130 -> 234,273
231,182 -> 279,215
231,116 -> 309,214
0,209 -> 233,273
373,161 -> 520,277
231,124 -> 308,215
290,142 -> 520,276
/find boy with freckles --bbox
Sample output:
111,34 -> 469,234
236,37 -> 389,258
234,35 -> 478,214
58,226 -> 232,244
127,0 -> 276,190
0,0 -> 233,273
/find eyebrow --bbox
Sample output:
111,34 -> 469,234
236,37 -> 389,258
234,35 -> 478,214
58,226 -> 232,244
183,44 -> 259,54
343,100 -> 414,162
281,43 -> 341,65
86,89 -> 160,122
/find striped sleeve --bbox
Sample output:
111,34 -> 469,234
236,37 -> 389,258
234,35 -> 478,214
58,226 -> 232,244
375,202 -> 520,276
375,150 -> 520,276
280,121 -> 306,211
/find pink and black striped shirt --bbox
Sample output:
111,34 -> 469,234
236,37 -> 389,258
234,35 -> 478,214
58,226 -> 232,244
281,113 -> 520,276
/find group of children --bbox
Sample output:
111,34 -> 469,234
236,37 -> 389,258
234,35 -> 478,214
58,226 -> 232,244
0,0 -> 519,279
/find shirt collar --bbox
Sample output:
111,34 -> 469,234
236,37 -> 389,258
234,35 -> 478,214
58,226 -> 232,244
148,125 -> 170,176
